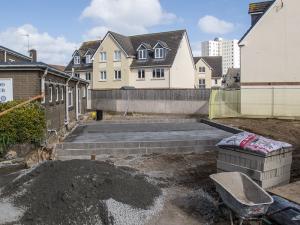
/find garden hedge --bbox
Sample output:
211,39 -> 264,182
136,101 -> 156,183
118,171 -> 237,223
0,101 -> 46,156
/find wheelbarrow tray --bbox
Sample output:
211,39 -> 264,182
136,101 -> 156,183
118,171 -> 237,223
210,172 -> 274,219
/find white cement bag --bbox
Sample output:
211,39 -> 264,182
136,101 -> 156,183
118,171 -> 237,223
217,132 -> 292,155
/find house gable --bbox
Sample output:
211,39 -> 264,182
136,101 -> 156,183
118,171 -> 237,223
239,0 -> 276,45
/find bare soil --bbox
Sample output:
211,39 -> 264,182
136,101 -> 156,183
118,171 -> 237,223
215,118 -> 300,182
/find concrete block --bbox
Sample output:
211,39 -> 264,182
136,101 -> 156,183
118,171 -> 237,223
218,148 -> 292,171
217,160 -> 291,189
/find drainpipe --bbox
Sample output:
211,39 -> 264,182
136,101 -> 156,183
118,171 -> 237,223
65,68 -> 74,125
75,80 -> 79,121
41,67 -> 48,104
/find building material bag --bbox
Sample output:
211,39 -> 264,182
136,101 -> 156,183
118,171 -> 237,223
217,132 -> 292,155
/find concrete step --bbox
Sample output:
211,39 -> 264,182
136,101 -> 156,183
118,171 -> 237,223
57,145 -> 218,160
56,139 -> 219,150
83,118 -> 200,125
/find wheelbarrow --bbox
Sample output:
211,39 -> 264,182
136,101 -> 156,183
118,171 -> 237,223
210,172 -> 274,225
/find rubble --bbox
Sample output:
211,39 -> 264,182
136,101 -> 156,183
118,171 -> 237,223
0,160 -> 161,225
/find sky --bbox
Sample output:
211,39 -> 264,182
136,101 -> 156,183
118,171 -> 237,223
0,0 -> 258,65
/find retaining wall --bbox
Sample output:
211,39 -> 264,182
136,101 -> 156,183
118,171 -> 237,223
91,89 -> 210,115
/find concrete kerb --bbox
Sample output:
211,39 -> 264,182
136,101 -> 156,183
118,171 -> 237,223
200,119 -> 244,134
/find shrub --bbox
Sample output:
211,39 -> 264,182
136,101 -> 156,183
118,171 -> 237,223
0,101 -> 46,157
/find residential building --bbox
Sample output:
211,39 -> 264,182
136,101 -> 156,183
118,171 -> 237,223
201,38 -> 240,75
222,40 -> 240,75
239,0 -> 300,117
65,40 -> 101,108
222,68 -> 240,89
0,46 -> 33,63
92,30 -> 195,89
194,56 -> 223,89
65,40 -> 101,82
0,60 -> 88,133
201,38 -> 223,57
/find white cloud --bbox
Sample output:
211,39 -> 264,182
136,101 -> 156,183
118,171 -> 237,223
0,24 -> 78,65
83,26 -> 109,40
81,0 -> 177,36
191,42 -> 202,57
198,15 -> 234,34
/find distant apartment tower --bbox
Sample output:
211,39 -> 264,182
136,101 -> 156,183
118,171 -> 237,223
201,38 -> 240,74
201,38 -> 223,57
222,40 -> 240,75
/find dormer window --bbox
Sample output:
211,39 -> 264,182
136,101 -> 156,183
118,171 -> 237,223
155,48 -> 164,59
86,55 -> 91,64
138,49 -> 147,60
74,56 -> 80,65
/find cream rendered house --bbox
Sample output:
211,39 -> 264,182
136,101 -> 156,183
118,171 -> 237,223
194,56 -> 222,89
92,30 -> 195,89
239,0 -> 300,117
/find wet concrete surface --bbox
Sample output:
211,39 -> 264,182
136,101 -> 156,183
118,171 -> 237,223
65,122 -> 231,143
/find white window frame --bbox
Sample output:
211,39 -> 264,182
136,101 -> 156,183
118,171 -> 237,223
199,79 -> 206,89
83,87 -> 86,98
68,87 -> 73,107
114,50 -> 121,61
86,55 -> 91,64
56,86 -> 59,102
74,56 -> 80,65
100,52 -> 107,62
137,69 -> 145,80
99,71 -> 107,81
154,48 -> 164,59
49,86 -> 53,103
199,67 -> 206,73
61,87 -> 64,101
138,49 -> 147,60
85,72 -> 91,81
152,68 -> 165,79
114,70 -> 122,80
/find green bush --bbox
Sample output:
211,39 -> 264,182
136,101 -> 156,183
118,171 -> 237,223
0,101 -> 46,156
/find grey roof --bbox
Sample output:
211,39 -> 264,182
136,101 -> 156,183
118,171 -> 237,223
223,68 -> 241,89
0,62 -> 89,84
65,40 -> 101,72
194,56 -> 223,78
0,45 -> 32,61
108,30 -> 186,68
248,1 -> 274,14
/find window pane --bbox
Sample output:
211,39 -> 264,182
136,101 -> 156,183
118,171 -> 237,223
152,69 -> 155,78
156,69 -> 161,78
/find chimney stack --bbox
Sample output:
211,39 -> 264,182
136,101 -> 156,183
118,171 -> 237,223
29,49 -> 37,62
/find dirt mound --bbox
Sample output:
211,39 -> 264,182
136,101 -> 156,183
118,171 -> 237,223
0,160 -> 161,225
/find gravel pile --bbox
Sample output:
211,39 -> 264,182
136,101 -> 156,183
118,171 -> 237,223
0,160 -> 162,225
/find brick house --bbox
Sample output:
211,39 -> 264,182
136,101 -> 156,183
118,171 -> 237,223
0,61 -> 89,133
